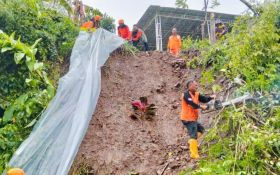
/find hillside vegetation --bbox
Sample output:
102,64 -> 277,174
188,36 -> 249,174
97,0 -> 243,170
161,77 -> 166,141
0,0 -> 80,171
181,2 -> 280,175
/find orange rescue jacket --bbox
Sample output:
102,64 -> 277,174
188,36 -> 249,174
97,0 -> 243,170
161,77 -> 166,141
81,21 -> 93,29
118,25 -> 131,40
167,35 -> 182,53
181,92 -> 199,121
132,30 -> 142,41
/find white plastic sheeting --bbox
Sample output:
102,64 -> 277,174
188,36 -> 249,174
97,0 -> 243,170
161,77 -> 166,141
6,29 -> 124,175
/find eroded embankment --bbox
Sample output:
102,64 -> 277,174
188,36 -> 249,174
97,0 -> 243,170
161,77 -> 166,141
73,52 -> 214,175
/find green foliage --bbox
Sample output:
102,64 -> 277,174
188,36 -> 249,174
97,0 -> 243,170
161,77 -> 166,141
45,0 -> 73,15
0,0 -> 79,61
101,14 -> 116,33
84,7 -> 103,19
175,0 -> 188,9
69,157 -> 94,175
200,3 -> 280,92
0,0 -> 115,172
0,31 -> 53,101
182,36 -> 210,51
211,84 -> 222,93
182,37 -> 210,68
181,2 -> 280,175
119,43 -> 139,57
186,106 -> 280,175
0,31 -> 55,172
83,7 -> 116,33
200,70 -> 215,86
210,0 -> 221,9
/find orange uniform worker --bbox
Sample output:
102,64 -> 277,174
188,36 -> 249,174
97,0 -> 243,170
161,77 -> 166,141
167,28 -> 182,57
94,15 -> 102,28
80,15 -> 102,32
7,168 -> 25,175
132,25 -> 149,52
181,80 -> 215,159
117,19 -> 131,40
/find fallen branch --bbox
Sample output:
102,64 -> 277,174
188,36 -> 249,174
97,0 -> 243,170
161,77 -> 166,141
159,162 -> 169,175
245,109 -> 265,125
200,107 -> 225,146
240,0 -> 259,16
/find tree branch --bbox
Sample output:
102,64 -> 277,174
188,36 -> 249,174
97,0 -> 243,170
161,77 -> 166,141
240,0 -> 259,16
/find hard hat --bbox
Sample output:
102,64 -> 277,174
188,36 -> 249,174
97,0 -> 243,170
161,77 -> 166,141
7,168 -> 25,175
95,15 -> 102,21
118,19 -> 124,24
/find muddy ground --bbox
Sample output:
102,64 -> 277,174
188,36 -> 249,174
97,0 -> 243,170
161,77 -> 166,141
74,52 -> 215,175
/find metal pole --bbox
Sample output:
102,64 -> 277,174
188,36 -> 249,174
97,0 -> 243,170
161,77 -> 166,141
155,15 -> 163,51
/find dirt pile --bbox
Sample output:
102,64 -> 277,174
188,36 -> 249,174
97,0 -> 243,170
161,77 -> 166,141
74,52 -> 213,175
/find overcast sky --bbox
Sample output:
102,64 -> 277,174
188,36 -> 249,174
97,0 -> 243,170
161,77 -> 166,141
83,0 -> 249,28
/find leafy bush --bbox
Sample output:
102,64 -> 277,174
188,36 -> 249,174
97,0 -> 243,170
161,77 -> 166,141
84,7 -> 116,33
201,3 -> 279,91
181,37 -> 210,68
0,1 -> 74,171
101,14 -> 116,33
0,1 -> 117,173
182,36 -> 210,51
0,0 -> 79,61
0,30 -> 55,172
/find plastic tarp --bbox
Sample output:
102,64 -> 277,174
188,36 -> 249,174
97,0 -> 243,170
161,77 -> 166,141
6,29 -> 124,175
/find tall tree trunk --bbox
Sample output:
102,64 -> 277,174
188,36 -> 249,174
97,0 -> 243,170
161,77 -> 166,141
240,0 -> 259,16
210,13 -> 216,44
52,0 -> 58,7
201,0 -> 209,39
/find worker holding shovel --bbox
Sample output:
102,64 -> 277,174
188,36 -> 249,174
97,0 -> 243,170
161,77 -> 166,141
180,80 -> 215,159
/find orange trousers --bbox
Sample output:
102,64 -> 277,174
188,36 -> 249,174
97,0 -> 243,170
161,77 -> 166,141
170,48 -> 180,57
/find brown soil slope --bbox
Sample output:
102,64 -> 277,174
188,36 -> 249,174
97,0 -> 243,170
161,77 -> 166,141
75,52 -> 212,175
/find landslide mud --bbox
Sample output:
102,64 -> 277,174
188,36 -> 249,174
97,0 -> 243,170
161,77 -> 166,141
74,52 -> 213,175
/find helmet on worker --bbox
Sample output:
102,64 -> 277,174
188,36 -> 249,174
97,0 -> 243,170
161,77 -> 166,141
90,15 -> 102,21
7,168 -> 25,175
94,15 -> 102,21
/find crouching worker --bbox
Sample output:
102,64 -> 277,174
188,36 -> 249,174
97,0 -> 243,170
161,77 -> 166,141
80,15 -> 102,32
180,80 -> 215,159
132,25 -> 149,55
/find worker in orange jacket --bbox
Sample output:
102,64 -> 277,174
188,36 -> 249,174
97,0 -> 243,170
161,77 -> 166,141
117,19 -> 131,41
132,25 -> 149,53
94,15 -> 102,28
167,28 -> 182,57
181,80 -> 215,159
80,15 -> 102,32
7,168 -> 25,175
